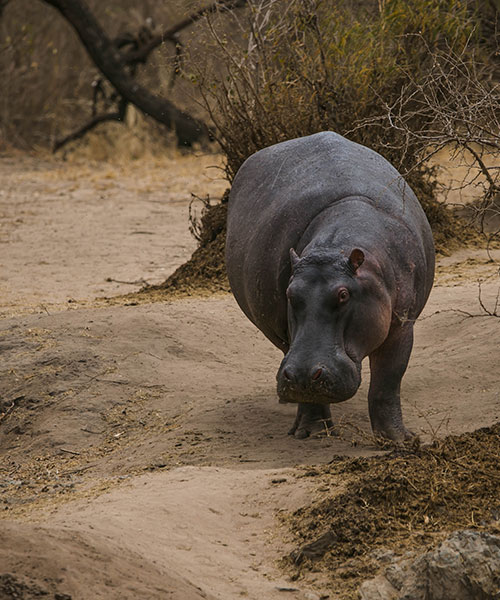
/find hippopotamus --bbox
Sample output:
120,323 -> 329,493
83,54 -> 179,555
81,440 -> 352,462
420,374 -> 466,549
225,132 -> 435,440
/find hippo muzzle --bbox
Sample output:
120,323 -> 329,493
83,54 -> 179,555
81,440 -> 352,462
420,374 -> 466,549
276,348 -> 362,404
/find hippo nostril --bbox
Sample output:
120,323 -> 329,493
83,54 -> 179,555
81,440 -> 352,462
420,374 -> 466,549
312,367 -> 323,381
283,368 -> 293,381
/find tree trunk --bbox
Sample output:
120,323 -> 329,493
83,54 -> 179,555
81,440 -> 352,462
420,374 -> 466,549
42,0 -> 208,145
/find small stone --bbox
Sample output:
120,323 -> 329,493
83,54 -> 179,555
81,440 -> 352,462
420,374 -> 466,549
359,530 -> 500,600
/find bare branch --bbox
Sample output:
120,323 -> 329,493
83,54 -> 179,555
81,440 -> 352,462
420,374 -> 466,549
121,0 -> 248,66
478,277 -> 500,317
42,0 -> 210,146
464,142 -> 499,193
0,0 -> 10,17
53,98 -> 127,152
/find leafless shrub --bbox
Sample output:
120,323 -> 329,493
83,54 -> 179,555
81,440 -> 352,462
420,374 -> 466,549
195,0 -> 499,249
355,35 -> 500,247
189,193 -> 212,243
188,189 -> 229,246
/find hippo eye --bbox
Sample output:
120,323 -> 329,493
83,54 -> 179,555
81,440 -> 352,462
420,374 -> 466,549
338,288 -> 350,303
287,287 -> 305,310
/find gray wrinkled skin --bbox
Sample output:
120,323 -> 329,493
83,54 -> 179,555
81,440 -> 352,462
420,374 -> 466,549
226,132 -> 435,440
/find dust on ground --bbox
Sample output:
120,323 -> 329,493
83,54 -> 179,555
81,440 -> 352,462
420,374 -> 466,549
0,152 -> 499,600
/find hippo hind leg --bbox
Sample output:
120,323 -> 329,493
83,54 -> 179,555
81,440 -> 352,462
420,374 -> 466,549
288,403 -> 333,439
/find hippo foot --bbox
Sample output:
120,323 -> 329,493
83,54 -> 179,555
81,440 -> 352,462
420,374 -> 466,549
288,403 -> 334,439
372,424 -> 416,444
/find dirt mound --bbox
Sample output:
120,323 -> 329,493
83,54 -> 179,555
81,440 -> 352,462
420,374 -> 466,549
0,521 -> 211,600
0,573 -> 66,600
411,174 -> 486,254
284,424 -> 500,598
138,191 -> 230,299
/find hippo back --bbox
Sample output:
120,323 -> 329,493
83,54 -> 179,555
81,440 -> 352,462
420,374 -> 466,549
226,132 -> 433,350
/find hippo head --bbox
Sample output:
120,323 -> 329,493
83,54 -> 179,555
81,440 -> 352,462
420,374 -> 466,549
277,247 -> 392,405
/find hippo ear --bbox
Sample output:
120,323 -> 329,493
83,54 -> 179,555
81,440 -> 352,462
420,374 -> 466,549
348,248 -> 365,272
290,248 -> 300,269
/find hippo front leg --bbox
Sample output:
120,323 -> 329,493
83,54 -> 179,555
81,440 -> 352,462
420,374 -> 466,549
288,403 -> 333,439
368,324 -> 415,442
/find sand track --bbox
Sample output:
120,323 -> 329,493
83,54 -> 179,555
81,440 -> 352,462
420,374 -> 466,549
1,155 -> 499,599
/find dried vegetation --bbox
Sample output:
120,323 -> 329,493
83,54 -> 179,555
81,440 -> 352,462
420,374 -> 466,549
175,0 -> 500,289
283,423 -> 500,598
0,0 -> 214,151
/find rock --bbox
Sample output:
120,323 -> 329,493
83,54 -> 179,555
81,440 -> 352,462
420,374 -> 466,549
304,592 -> 321,600
385,561 -> 410,592
372,549 -> 397,566
359,576 -> 398,600
359,530 -> 500,600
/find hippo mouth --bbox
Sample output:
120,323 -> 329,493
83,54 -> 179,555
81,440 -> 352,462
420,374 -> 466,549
277,383 -> 356,405
277,367 -> 361,405
276,350 -> 362,405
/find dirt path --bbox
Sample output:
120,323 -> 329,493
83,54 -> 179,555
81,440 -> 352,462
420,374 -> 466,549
1,155 -> 499,600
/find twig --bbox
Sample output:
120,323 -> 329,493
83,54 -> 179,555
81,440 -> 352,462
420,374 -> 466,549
81,427 -> 105,434
39,304 -> 51,316
59,447 -> 81,456
478,278 -> 500,317
53,99 -> 127,152
0,401 -> 15,422
105,277 -> 150,286
121,0 -> 248,66
464,143 -> 498,193
60,464 -> 94,476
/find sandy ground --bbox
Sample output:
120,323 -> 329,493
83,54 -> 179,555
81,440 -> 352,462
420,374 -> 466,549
0,153 -> 227,313
0,153 -> 499,600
